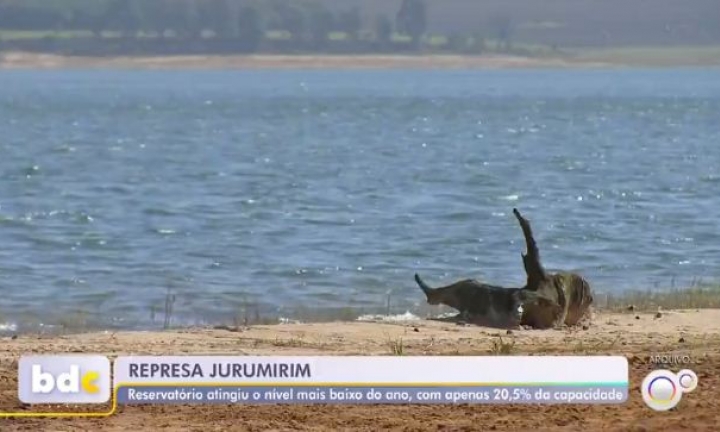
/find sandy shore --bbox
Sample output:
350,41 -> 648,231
1,308 -> 719,430
0,51 -> 614,70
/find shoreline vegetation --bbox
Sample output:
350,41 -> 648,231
1,284 -> 719,337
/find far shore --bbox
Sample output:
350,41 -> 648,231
2,50 -> 719,70
0,51 -> 611,70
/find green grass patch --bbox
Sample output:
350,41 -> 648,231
489,336 -> 516,355
425,34 -> 448,47
387,337 -> 405,355
265,30 -> 292,41
598,284 -> 720,312
390,33 -> 413,44
327,31 -> 348,41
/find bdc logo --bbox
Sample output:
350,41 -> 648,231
18,355 -> 111,404
31,364 -> 101,394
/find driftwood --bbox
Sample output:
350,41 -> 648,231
512,208 -> 594,329
413,208 -> 594,330
414,274 -> 541,329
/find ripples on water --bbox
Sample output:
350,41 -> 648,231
0,68 -> 719,332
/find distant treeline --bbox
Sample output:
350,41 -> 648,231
4,0 -> 716,56
0,0 -> 515,56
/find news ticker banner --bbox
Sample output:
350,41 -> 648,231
18,355 -> 629,405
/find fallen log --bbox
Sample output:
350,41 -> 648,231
512,208 -> 594,329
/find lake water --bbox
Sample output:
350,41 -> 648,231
1,68 -> 719,332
